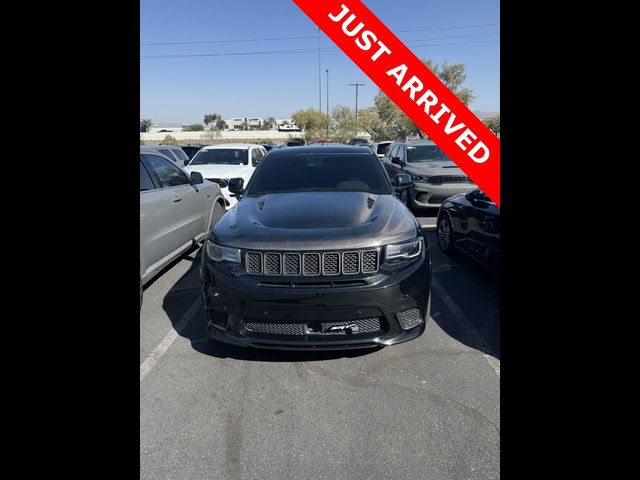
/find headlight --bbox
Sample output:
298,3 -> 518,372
412,175 -> 431,183
205,240 -> 241,263
382,237 -> 424,269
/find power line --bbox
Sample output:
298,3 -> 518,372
140,39 -> 499,59
140,23 -> 499,46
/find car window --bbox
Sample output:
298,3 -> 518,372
142,154 -> 190,188
397,145 -> 406,161
246,153 -> 391,196
377,143 -> 390,155
190,149 -> 249,165
251,148 -> 264,167
158,149 -> 177,162
406,144 -> 451,163
140,159 -> 156,191
171,148 -> 189,162
389,144 -> 399,159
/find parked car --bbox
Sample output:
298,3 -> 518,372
370,141 -> 392,161
140,148 -> 226,308
201,143 -> 431,349
383,139 -> 476,209
282,138 -> 306,147
261,144 -> 278,152
142,144 -> 191,166
181,144 -> 206,160
183,143 -> 267,208
436,188 -> 500,274
348,138 -> 370,146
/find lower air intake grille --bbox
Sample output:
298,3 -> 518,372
243,317 -> 382,336
396,308 -> 422,330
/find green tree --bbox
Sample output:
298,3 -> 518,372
203,114 -> 221,129
215,119 -> 227,130
162,134 -> 178,145
484,115 -> 500,135
330,105 -> 357,143
372,58 -> 475,140
262,117 -> 276,130
291,108 -> 330,141
140,118 -> 152,132
183,123 -> 205,132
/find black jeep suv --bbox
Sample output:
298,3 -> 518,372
201,144 -> 431,349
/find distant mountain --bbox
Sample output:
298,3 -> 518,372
473,111 -> 499,119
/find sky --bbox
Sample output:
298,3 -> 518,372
140,0 -> 500,125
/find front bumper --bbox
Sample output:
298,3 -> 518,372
411,182 -> 476,208
201,248 -> 431,350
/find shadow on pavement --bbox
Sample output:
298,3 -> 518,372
162,247 -> 381,363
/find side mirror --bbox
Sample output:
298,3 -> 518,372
391,156 -> 404,166
395,174 -> 412,189
190,171 -> 204,185
228,177 -> 245,195
466,190 -> 479,201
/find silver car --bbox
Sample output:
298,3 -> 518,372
140,147 -> 226,307
383,139 -> 477,208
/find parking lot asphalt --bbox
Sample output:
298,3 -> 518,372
140,208 -> 500,480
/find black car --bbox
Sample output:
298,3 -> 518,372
436,189 -> 500,274
201,144 -> 431,349
348,138 -> 370,146
181,144 -> 205,160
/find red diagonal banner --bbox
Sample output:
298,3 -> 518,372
292,0 -> 500,206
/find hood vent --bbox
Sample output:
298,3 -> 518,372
257,199 -> 265,210
367,196 -> 375,209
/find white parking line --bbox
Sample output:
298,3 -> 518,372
431,278 -> 500,378
140,297 -> 202,383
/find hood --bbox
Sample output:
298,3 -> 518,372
212,191 -> 420,250
183,164 -> 252,179
404,161 -> 464,175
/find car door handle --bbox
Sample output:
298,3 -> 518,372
172,196 -> 182,202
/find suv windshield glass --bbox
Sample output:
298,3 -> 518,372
247,153 -> 391,196
171,149 -> 189,162
190,149 -> 248,165
407,144 -> 451,162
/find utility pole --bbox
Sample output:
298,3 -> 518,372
318,28 -> 322,112
326,69 -> 329,137
348,83 -> 365,136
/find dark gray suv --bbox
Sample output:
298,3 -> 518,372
383,139 -> 476,209
201,144 -> 431,350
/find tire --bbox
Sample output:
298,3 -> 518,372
212,202 -> 225,227
437,214 -> 456,254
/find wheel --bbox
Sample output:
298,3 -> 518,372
437,214 -> 456,254
212,202 -> 225,227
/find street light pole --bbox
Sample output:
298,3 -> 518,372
318,28 -> 322,112
326,69 -> 329,137
349,83 -> 365,136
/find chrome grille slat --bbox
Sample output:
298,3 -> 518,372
245,249 -> 379,276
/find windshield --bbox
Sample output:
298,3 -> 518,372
189,149 -> 248,165
171,148 -> 189,162
407,144 -> 451,162
246,153 -> 391,196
